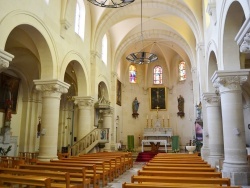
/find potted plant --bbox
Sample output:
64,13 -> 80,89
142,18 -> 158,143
0,145 -> 12,156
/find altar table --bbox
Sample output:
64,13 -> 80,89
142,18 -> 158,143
141,140 -> 167,152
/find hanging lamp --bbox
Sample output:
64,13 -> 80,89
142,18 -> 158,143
126,0 -> 158,64
87,0 -> 134,8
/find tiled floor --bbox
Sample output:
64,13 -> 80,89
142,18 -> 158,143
104,162 -> 145,188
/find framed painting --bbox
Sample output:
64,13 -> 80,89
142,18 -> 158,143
150,87 -> 167,110
116,79 -> 121,106
0,72 -> 20,113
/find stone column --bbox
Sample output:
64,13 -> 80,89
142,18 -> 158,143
102,108 -> 113,151
211,70 -> 250,185
0,49 -> 14,72
200,100 -> 210,161
34,79 -> 69,161
203,92 -> 224,167
74,96 -> 94,140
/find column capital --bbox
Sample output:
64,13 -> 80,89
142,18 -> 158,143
240,32 -> 250,53
202,92 -> 220,107
211,70 -> 249,93
34,79 -> 70,97
0,49 -> 14,72
74,96 -> 94,108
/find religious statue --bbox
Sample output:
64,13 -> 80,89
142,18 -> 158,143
196,102 -> 202,120
177,95 -> 185,118
132,97 -> 140,118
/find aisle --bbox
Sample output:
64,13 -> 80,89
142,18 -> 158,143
104,162 -> 145,188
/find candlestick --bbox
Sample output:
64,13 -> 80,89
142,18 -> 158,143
151,119 -> 153,128
146,119 -> 148,128
163,115 -> 164,120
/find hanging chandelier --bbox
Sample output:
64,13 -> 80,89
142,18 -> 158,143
87,0 -> 134,8
126,0 -> 158,64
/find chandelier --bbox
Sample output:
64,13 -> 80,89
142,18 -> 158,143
126,0 -> 158,64
87,0 -> 134,8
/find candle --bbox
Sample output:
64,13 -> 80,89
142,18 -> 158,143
147,115 -> 148,119
167,114 -> 170,119
151,115 -> 152,119
162,115 -> 164,120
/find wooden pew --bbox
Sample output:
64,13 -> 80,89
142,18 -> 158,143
142,166 -> 216,172
82,151 -> 133,168
35,162 -> 101,188
0,168 -> 77,188
63,157 -> 116,180
131,175 -> 231,186
0,174 -> 52,187
76,155 -> 123,176
148,160 -> 208,164
137,170 -> 222,178
19,164 -> 93,188
122,182 -> 241,188
145,162 -> 211,168
50,159 -> 110,185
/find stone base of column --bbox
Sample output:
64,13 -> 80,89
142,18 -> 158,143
207,155 -> 224,168
38,155 -> 58,161
222,162 -> 250,185
201,147 -> 210,161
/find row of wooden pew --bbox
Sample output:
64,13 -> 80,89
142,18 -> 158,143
0,151 -> 133,188
123,153 -> 242,188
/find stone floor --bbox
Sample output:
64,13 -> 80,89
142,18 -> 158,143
103,162 -> 250,188
104,162 -> 145,188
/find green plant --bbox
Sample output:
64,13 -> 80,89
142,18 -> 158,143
192,139 -> 203,152
0,145 -> 12,156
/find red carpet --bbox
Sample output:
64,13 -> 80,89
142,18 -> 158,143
135,151 -> 158,162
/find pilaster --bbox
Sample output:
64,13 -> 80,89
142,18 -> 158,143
211,70 -> 250,185
74,96 -> 94,139
203,92 -> 224,168
34,79 -> 69,161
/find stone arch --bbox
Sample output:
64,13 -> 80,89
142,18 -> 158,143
0,10 -> 58,79
60,51 -> 89,96
206,40 -> 218,92
218,0 -> 247,70
93,0 -> 202,51
113,30 -> 194,72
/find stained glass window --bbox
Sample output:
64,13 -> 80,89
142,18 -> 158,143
153,65 -> 162,84
179,61 -> 186,81
129,65 -> 136,83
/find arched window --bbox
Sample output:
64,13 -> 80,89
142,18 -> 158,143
74,0 -> 85,40
153,65 -> 163,84
102,34 -> 108,65
179,61 -> 186,81
129,65 -> 137,83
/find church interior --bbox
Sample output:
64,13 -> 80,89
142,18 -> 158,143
1,0 -> 250,186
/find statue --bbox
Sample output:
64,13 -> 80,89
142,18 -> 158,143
132,97 -> 140,118
177,95 -> 185,118
196,102 -> 202,120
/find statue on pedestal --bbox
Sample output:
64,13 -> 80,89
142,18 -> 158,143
132,97 -> 139,118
